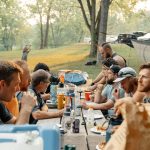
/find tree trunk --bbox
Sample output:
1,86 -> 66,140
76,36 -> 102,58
78,29 -> 84,43
97,0 -> 110,63
40,15 -> 44,49
44,1 -> 53,48
36,0 -> 44,49
77,0 -> 100,57
89,0 -> 97,57
50,22 -> 56,47
44,13 -> 50,48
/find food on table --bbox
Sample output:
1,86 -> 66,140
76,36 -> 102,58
96,125 -> 107,131
98,142 -> 106,149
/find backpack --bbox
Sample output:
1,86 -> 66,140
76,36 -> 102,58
65,73 -> 86,85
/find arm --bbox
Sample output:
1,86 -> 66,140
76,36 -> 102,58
16,92 -> 36,124
32,109 -> 63,120
41,93 -> 50,101
114,97 -> 134,116
92,71 -> 104,84
82,99 -> 114,110
94,84 -> 105,103
133,91 -> 145,102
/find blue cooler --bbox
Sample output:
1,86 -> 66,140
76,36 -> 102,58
0,125 -> 60,150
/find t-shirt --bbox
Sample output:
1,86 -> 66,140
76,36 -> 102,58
143,97 -> 150,103
28,88 -> 45,124
3,97 -> 19,118
16,90 -> 45,124
102,84 -> 125,102
102,84 -> 124,123
0,102 -> 13,124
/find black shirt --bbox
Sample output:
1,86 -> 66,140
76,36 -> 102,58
0,102 -> 13,124
28,88 -> 45,124
143,97 -> 150,103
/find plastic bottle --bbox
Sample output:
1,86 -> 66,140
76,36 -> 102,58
59,74 -> 65,84
86,107 -> 94,127
75,88 -> 81,116
57,94 -> 64,109
50,82 -> 57,104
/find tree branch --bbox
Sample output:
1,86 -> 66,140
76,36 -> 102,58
96,4 -> 101,31
86,0 -> 92,16
77,0 -> 91,31
110,0 -> 114,5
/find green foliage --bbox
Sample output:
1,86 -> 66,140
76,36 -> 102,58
0,0 -> 149,51
108,0 -> 148,34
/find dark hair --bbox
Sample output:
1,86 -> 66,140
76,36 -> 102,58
109,65 -> 121,74
31,69 -> 50,87
139,63 -> 150,71
0,60 -> 22,85
33,63 -> 50,72
101,42 -> 112,51
102,58 -> 118,68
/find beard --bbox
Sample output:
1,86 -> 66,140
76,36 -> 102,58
138,85 -> 150,92
106,53 -> 111,58
107,79 -> 114,85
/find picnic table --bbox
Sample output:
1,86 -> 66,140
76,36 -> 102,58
38,77 -> 107,150
38,109 -> 106,150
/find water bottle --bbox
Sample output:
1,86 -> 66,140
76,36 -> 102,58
86,107 -> 94,127
75,88 -> 81,116
50,82 -> 57,104
62,109 -> 72,133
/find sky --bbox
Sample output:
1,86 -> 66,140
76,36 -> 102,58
135,0 -> 150,11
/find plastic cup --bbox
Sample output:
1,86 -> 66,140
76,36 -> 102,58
85,91 -> 91,101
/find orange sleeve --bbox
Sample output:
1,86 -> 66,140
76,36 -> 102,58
3,97 -> 19,118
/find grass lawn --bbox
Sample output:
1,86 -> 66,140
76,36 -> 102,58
0,43 -> 142,80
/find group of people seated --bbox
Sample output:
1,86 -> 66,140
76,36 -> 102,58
0,42 -> 150,149
82,42 -> 150,145
0,60 -> 63,125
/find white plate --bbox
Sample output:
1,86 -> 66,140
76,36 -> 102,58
84,114 -> 103,119
96,145 -> 101,150
90,127 -> 106,135
56,124 -> 62,128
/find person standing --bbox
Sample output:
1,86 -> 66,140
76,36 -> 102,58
21,45 -> 31,61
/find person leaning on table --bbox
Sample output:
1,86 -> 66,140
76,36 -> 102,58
0,60 -> 36,124
17,69 -> 63,124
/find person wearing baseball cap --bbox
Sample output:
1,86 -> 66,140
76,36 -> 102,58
82,65 -> 124,110
113,67 -> 137,97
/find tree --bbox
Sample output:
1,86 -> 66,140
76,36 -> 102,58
77,0 -> 146,60
0,0 -> 21,50
97,0 -> 111,62
77,0 -> 99,57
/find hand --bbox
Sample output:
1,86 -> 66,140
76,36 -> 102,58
113,88 -> 120,100
58,109 -> 64,117
81,101 -> 89,109
114,97 -> 134,117
111,125 -> 120,134
20,91 -> 36,112
41,93 -> 50,101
